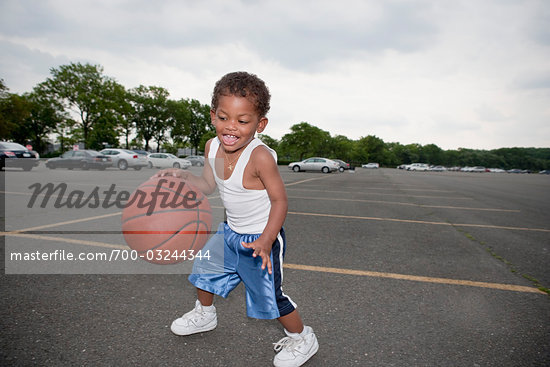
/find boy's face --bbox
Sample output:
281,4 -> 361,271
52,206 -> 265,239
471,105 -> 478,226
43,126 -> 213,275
211,94 -> 268,153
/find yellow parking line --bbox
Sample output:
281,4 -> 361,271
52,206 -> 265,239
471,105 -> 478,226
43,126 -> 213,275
288,211 -> 550,233
283,263 -> 546,294
2,231 -> 544,294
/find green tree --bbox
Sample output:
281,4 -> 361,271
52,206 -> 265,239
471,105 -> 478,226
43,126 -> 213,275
130,85 -> 170,152
353,135 -> 386,164
329,135 -> 354,162
0,92 -> 30,141
170,98 -> 211,155
278,122 -> 331,160
42,62 -> 119,148
258,134 -> 279,150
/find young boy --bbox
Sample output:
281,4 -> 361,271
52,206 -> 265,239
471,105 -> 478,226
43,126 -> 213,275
156,72 -> 318,367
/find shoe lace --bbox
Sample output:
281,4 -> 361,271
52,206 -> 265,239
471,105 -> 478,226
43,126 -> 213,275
273,336 -> 302,353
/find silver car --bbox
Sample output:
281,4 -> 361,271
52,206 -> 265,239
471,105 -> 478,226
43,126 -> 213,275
147,153 -> 191,169
185,155 -> 205,166
100,149 -> 148,170
288,157 -> 340,173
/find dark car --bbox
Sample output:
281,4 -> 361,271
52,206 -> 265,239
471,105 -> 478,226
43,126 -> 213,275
0,141 -> 40,171
185,155 -> 205,167
332,159 -> 350,172
45,150 -> 112,170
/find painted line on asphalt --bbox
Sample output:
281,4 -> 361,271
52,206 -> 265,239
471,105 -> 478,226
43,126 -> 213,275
3,232 -> 127,249
286,188 -> 472,200
283,263 -> 546,294
287,196 -> 519,212
285,176 -> 331,187
288,211 -> 550,233
2,231 -> 544,294
7,212 -> 123,233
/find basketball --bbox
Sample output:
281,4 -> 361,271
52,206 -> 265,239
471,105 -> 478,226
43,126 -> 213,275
121,176 -> 212,264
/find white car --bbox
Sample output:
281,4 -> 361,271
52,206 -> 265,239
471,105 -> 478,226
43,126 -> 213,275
100,148 -> 148,170
147,153 -> 191,169
288,157 -> 340,173
407,163 -> 429,171
362,163 -> 379,169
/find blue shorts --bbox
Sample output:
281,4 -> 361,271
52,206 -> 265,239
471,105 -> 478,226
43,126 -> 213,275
188,222 -> 296,319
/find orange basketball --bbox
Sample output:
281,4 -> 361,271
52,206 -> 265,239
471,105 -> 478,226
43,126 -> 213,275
121,176 -> 212,264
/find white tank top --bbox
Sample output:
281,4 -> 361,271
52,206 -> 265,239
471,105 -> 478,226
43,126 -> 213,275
208,137 -> 278,234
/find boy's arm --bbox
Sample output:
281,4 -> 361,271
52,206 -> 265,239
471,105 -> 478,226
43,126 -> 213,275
153,139 -> 217,195
241,147 -> 288,274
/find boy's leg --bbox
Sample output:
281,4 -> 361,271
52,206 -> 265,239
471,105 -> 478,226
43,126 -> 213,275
277,309 -> 304,334
197,288 -> 214,306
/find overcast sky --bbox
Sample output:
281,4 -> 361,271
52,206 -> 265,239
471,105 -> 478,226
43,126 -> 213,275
1,0 -> 549,150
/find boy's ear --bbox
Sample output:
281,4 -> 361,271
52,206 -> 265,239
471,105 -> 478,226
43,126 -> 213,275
256,117 -> 268,133
210,109 -> 216,125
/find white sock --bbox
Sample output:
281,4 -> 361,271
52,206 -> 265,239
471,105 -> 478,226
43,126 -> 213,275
198,301 -> 215,312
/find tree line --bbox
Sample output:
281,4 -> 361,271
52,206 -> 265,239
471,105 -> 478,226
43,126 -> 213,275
0,62 -> 213,155
1,62 -> 549,170
267,122 -> 550,170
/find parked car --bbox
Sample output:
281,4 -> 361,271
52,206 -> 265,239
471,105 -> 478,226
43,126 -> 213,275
147,153 -> 191,169
100,148 -> 148,170
0,141 -> 40,171
507,169 -> 522,174
362,163 -> 379,169
185,155 -> 205,167
471,166 -> 487,173
332,159 -> 350,172
288,157 -> 340,173
407,163 -> 429,171
429,165 -> 447,172
45,150 -> 112,170
539,170 -> 550,175
132,149 -> 150,156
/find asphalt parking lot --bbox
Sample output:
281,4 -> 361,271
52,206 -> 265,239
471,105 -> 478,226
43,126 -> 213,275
1,164 -> 549,366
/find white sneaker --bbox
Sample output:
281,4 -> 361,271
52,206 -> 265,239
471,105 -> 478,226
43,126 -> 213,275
273,326 -> 319,367
171,300 -> 217,336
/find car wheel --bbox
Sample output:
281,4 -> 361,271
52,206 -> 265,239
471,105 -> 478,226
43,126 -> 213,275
133,166 -> 142,170
148,162 -> 153,169
118,160 -> 128,170
322,166 -> 330,173
292,165 -> 301,172
173,162 -> 181,169
339,167 -> 344,172
197,162 -> 203,167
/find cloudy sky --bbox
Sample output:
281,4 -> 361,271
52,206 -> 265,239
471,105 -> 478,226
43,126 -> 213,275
1,0 -> 549,150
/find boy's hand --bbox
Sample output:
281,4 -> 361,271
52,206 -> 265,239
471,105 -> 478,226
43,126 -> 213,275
151,168 -> 188,179
241,238 -> 273,274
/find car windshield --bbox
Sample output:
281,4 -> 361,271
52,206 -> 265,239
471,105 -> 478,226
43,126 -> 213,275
167,154 -> 177,158
86,150 -> 100,156
123,149 -> 135,154
0,142 -> 27,150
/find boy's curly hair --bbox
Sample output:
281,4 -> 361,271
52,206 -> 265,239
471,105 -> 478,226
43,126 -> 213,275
211,72 -> 271,117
